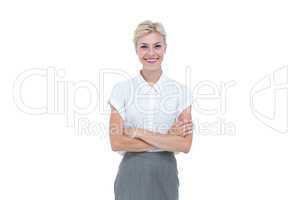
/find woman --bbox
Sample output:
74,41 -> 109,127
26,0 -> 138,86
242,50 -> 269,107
108,20 -> 193,200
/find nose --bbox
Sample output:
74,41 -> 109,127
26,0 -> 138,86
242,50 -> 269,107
148,47 -> 155,56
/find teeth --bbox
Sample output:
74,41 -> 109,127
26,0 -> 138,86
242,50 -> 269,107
144,58 -> 158,63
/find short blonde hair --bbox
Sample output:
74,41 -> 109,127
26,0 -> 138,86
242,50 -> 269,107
133,20 -> 167,48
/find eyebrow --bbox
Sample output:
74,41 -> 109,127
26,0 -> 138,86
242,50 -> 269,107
139,42 -> 162,46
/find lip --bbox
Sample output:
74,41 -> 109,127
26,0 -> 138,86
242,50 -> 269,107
144,58 -> 159,64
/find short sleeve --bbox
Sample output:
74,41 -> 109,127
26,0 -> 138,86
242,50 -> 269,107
107,82 -> 126,120
177,85 -> 193,118
107,82 -> 127,156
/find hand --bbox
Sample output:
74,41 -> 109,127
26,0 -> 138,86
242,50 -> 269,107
167,119 -> 193,137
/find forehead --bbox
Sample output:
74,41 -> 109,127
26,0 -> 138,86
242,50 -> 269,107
137,32 -> 164,45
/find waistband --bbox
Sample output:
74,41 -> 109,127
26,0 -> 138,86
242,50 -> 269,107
124,151 -> 174,157
122,151 -> 175,162
120,151 -> 177,173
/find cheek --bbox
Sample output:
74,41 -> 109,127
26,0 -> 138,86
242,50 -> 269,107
156,49 -> 165,57
137,50 -> 146,58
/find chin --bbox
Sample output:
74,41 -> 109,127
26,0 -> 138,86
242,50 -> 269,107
142,63 -> 161,70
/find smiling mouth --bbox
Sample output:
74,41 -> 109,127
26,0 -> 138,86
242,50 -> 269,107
144,58 -> 159,64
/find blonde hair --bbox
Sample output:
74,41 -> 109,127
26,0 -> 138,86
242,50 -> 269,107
133,20 -> 167,48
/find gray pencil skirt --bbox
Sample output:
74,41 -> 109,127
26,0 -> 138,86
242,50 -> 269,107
114,151 -> 179,200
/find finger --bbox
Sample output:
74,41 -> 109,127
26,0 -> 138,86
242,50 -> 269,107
184,125 -> 193,130
183,127 -> 193,133
178,119 -> 192,124
183,123 -> 193,128
180,124 -> 193,132
181,120 -> 193,124
183,130 -> 193,136
176,119 -> 192,124
175,120 -> 184,126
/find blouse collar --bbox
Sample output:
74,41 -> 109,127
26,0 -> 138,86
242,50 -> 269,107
137,69 -> 167,94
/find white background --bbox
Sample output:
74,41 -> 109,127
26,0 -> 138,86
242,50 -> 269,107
1,0 -> 299,199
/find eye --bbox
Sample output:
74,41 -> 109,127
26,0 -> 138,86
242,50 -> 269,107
140,45 -> 148,49
155,44 -> 161,48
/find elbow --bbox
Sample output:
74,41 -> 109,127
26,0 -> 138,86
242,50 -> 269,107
183,149 -> 190,154
182,141 -> 192,154
110,136 -> 121,152
110,142 -> 118,152
182,147 -> 191,154
182,133 -> 193,153
111,144 -> 119,152
111,142 -> 122,152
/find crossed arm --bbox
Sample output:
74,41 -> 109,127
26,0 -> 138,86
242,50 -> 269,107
109,105 -> 193,153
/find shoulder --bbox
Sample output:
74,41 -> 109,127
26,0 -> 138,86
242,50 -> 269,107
112,76 -> 138,92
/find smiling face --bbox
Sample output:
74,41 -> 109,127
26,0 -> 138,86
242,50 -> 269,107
136,32 -> 167,71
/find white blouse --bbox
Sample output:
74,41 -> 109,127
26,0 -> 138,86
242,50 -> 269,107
108,70 -> 193,155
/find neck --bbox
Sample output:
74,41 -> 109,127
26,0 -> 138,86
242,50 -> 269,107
140,67 -> 162,86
